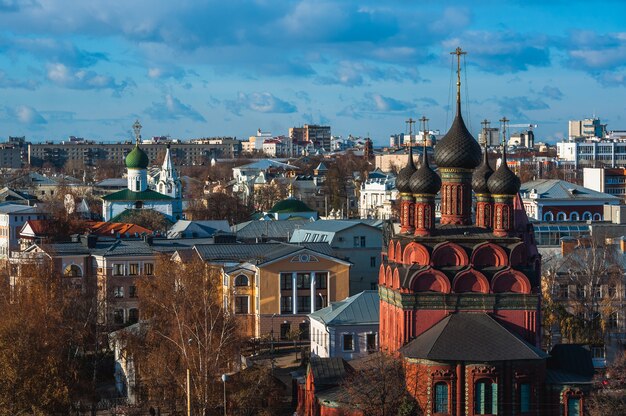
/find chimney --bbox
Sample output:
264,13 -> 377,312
560,236 -> 578,256
86,234 -> 98,249
143,235 -> 154,246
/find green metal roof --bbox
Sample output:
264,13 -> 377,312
268,197 -> 314,213
102,189 -> 173,201
309,290 -> 379,326
125,145 -> 149,169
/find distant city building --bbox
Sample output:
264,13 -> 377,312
569,117 -> 606,139
557,139 -> 626,168
289,124 -> 331,152
0,203 -> 47,258
508,129 -> 535,148
28,137 -> 241,168
0,143 -> 23,168
519,179 -> 620,221
478,127 -> 499,146
583,167 -> 626,202
359,170 -> 397,220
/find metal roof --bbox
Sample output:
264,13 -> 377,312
194,242 -> 337,264
520,179 -> 619,201
309,290 -> 379,326
232,219 -> 312,240
399,313 -> 548,362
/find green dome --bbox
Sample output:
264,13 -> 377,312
269,197 -> 314,213
125,145 -> 149,169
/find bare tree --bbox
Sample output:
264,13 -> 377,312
129,255 -> 241,415
587,352 -> 626,415
342,353 -> 420,416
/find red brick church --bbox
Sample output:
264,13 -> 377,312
297,49 -> 594,416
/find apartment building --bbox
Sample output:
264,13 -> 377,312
0,144 -> 22,168
0,203 -> 47,259
289,124 -> 331,152
569,117 -> 606,139
557,140 -> 626,168
28,138 -> 241,168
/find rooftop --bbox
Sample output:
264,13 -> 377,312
309,290 -> 379,326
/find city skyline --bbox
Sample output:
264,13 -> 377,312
1,0 -> 625,144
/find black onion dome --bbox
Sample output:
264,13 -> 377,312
434,107 -> 482,169
472,144 -> 494,194
396,146 -> 416,193
410,148 -> 441,195
487,148 -> 521,195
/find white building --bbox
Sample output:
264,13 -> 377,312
359,171 -> 397,220
309,290 -> 379,360
556,140 -> 626,168
102,122 -> 183,223
0,203 -> 46,259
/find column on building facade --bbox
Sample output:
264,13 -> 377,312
310,271 -> 316,314
292,272 -> 297,314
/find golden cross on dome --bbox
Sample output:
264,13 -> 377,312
450,47 -> 467,105
132,120 -> 142,145
419,115 -> 429,144
499,116 -> 510,146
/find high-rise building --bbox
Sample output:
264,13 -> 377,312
569,117 -> 606,139
289,124 -> 331,151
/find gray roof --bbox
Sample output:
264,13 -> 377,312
237,159 -> 298,170
95,178 -> 127,187
167,220 -> 231,239
194,242 -> 338,265
0,203 -> 42,214
520,179 -> 619,201
232,219 -> 313,240
290,220 -> 382,244
399,313 -> 548,362
309,290 -> 379,326
309,357 -> 347,387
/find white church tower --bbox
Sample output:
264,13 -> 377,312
157,144 -> 181,198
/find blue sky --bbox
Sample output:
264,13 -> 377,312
1,0 -> 626,145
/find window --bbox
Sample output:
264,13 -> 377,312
558,284 -> 569,299
343,334 -> 354,351
315,294 -> 324,310
281,296 -> 293,314
113,264 -> 124,276
113,309 -> 124,324
567,398 -> 581,416
361,236 -> 366,247
144,263 -> 154,275
366,333 -> 377,352
576,284 -> 584,299
475,379 -> 497,415
64,264 -> 82,277
128,263 -> 139,276
297,273 -> 311,289
299,322 -> 310,340
315,273 -> 327,289
519,383 -> 530,413
114,286 -> 124,298
234,274 -> 249,286
128,308 -> 139,324
280,273 -> 292,290
370,256 -> 376,267
297,296 -> 310,313
235,296 -> 249,314
353,236 -> 359,247
434,382 -> 449,414
280,323 -> 291,340
129,286 -> 137,298
608,284 -> 617,298
608,313 -> 619,329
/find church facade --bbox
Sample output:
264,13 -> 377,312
298,49 -> 594,416
102,121 -> 183,223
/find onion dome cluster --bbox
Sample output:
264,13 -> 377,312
471,144 -> 494,194
396,146 -> 417,193
410,149 -> 441,195
487,147 -> 521,195
434,109 -> 482,169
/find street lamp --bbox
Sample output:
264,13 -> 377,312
318,293 -> 325,309
221,374 -> 229,416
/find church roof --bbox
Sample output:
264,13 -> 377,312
102,189 -> 173,201
520,179 -> 619,201
125,145 -> 149,169
399,313 -> 547,362
268,197 -> 314,213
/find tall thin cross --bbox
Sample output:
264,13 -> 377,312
499,117 -> 510,146
450,47 -> 467,105
405,118 -> 416,145
420,115 -> 429,164
132,120 -> 142,145
481,119 -> 490,146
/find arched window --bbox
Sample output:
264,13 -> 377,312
593,213 -> 602,221
475,379 -> 498,415
434,382 -> 449,413
570,212 -> 579,221
64,264 -> 82,277
135,178 -> 140,191
544,212 -> 554,221
234,274 -> 249,287
557,212 -> 567,221
582,211 -> 592,220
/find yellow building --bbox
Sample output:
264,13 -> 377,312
194,242 -> 352,339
